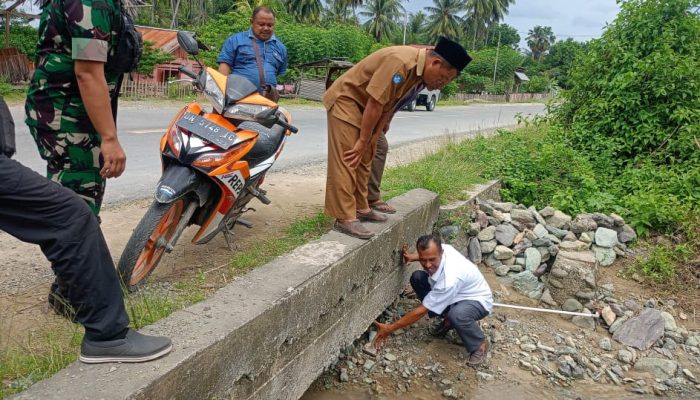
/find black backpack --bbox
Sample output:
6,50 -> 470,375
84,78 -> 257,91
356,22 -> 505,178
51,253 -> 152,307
0,95 -> 16,158
107,3 -> 143,74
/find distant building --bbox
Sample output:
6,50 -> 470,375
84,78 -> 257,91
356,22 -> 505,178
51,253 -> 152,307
135,26 -> 200,83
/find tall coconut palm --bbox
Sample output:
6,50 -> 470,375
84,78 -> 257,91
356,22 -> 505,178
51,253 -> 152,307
463,0 -> 515,49
324,0 -> 353,22
424,0 -> 464,43
526,25 -> 556,60
407,11 -> 428,44
360,0 -> 405,42
286,0 -> 323,23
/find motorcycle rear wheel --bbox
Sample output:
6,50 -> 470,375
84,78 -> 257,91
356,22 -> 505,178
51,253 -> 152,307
118,197 -> 192,291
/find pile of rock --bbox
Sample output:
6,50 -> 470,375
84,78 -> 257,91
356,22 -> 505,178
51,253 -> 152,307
440,200 -> 637,309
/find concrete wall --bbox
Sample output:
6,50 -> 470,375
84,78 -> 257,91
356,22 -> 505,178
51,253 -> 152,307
14,189 -> 440,400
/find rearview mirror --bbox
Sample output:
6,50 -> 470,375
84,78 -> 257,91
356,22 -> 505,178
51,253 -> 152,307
177,31 -> 199,56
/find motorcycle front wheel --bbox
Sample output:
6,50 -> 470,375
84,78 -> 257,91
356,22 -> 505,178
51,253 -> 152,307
118,197 -> 193,291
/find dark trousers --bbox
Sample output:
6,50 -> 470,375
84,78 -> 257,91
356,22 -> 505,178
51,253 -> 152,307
367,132 -> 388,203
0,155 -> 128,341
410,270 -> 489,353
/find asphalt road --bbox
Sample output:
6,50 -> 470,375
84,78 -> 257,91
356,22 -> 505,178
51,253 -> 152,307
10,102 -> 544,205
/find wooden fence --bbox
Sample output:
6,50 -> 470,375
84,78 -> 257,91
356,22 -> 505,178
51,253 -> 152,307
118,79 -> 195,99
0,48 -> 32,83
450,92 -> 550,103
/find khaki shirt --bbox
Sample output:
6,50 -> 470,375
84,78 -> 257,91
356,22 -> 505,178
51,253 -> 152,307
323,46 -> 426,128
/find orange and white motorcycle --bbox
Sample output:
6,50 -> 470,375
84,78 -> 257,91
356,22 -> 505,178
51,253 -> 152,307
118,32 -> 297,291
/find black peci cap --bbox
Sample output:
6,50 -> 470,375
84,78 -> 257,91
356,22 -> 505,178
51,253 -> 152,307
434,37 -> 472,72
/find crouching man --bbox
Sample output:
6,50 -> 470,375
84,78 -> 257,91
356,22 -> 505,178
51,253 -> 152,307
372,234 -> 493,366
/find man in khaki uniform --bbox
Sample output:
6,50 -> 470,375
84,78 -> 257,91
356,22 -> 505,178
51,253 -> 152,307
323,37 -> 471,239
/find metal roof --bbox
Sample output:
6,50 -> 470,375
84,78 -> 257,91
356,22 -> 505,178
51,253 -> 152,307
135,26 -> 193,54
514,71 -> 530,82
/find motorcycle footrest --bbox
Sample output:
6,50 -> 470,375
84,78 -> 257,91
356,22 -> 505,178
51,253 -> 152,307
257,193 -> 271,205
236,218 -> 253,228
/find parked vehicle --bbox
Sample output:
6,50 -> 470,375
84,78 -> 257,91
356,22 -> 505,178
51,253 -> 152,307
404,88 -> 440,112
117,32 -> 298,291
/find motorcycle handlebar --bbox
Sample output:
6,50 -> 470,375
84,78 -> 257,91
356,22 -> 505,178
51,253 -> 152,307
277,118 -> 298,134
178,65 -> 198,80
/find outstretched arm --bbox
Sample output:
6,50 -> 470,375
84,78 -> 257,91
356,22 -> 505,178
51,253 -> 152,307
372,305 -> 428,349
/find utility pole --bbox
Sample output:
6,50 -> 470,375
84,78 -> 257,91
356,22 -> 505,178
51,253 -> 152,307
492,29 -> 501,86
403,11 -> 408,45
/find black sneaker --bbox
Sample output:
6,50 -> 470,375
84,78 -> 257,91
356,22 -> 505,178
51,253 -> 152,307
48,282 -> 77,322
79,329 -> 173,364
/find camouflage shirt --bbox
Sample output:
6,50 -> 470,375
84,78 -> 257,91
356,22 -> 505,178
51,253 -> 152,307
25,0 -> 120,133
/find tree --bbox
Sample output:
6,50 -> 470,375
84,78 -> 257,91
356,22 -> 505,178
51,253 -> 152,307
485,23 -> 519,50
463,0 -> 515,50
424,0 -> 464,43
406,11 -> 428,44
137,41 -> 176,77
526,25 -> 555,60
360,0 -> 404,42
286,0 -> 323,23
544,38 -> 587,88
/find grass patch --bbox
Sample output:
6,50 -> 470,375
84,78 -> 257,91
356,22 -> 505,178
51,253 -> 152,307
278,97 -> 323,108
0,327 -> 82,398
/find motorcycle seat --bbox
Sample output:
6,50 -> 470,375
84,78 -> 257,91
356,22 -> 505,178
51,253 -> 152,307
239,116 -> 287,167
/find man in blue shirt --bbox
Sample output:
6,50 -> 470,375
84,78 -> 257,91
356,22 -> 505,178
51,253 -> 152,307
217,7 -> 287,93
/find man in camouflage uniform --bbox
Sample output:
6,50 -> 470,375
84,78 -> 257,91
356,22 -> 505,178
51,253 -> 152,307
25,0 -> 127,216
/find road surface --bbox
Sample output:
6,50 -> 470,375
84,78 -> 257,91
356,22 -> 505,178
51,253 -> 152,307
9,102 -> 544,205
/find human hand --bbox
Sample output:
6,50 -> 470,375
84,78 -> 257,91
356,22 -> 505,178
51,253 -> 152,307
342,140 -> 367,169
402,243 -> 418,264
100,137 -> 126,178
372,321 -> 392,349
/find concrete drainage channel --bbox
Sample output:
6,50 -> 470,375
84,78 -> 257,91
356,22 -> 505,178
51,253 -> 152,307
13,182 -> 500,400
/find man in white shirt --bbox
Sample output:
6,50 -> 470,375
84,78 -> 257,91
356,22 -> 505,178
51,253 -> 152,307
373,234 -> 493,366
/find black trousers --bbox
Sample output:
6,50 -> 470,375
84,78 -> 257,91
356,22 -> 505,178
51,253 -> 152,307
0,155 -> 128,341
410,270 -> 489,353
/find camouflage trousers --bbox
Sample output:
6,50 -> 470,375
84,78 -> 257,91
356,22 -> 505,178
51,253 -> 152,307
29,126 -> 105,216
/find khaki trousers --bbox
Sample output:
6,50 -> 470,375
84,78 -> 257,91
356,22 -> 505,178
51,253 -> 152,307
367,132 -> 388,203
325,112 -> 378,220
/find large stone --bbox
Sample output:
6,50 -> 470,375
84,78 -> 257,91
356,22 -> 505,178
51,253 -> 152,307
524,247 -> 541,272
533,224 -> 549,239
484,254 -> 502,268
659,312 -> 677,331
511,209 -> 536,228
593,245 -> 617,266
467,237 -> 482,265
616,224 -> 637,243
512,271 -> 544,299
579,232 -> 593,243
594,227 -> 619,248
539,206 -> 556,218
546,250 -> 598,304
601,306 -> 617,326
634,358 -> 678,380
572,313 -> 596,330
467,222 -> 481,237
589,212 -> 615,229
477,226 -> 496,241
545,210 -> 571,229
494,245 -> 514,260
528,206 -> 546,225
569,214 -> 598,234
612,308 -> 666,350
686,335 -> 700,347
562,298 -> 583,312
494,265 -> 510,276
540,289 -> 558,307
495,224 -> 519,246
545,225 -> 569,239
479,202 -> 495,216
559,240 -> 590,252
475,210 -> 489,228
480,240 -> 497,254
492,201 -> 514,213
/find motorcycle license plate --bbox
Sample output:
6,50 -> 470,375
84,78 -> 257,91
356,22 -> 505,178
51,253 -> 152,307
176,112 -> 238,149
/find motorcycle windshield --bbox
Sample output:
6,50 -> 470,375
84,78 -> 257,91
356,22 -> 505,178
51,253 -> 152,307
225,75 -> 258,105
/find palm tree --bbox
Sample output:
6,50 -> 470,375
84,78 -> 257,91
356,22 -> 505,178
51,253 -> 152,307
463,0 -> 515,49
360,0 -> 405,42
324,0 -> 353,22
407,11 -> 428,44
526,25 -> 556,60
424,0 -> 465,43
286,0 -> 323,23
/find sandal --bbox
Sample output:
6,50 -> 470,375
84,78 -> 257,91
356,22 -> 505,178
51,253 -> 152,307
369,200 -> 396,214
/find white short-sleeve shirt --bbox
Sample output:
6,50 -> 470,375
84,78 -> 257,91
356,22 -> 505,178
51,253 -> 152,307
422,244 -> 494,315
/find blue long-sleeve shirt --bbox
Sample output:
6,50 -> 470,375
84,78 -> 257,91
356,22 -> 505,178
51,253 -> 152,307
216,29 -> 287,90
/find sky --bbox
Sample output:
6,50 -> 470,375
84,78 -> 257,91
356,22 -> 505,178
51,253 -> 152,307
404,0 -> 621,49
